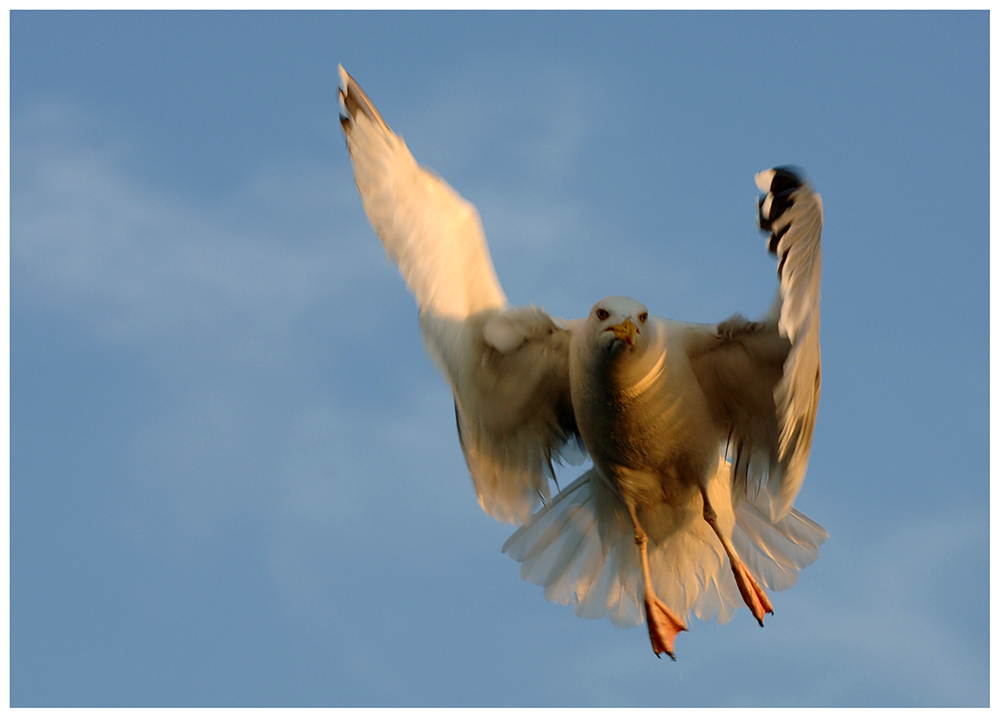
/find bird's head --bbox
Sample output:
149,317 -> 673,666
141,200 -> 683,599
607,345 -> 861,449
587,296 -> 650,357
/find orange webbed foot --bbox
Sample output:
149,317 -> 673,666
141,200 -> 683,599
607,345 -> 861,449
731,560 -> 774,626
644,595 -> 688,660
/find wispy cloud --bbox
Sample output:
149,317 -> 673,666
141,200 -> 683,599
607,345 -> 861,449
792,509 -> 989,706
12,102 -> 370,350
13,100 -> 387,550
11,96 -> 528,632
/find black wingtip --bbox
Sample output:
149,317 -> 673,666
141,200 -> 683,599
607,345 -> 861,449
756,166 -> 810,264
758,192 -> 796,234
766,166 -> 805,194
336,67 -> 391,134
757,165 -> 807,235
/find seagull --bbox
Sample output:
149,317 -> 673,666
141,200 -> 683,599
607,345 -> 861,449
338,65 -> 827,659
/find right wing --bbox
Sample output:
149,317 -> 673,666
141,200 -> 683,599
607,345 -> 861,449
338,64 -> 506,319
339,66 -> 582,524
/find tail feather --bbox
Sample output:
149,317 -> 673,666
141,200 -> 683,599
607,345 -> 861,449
503,457 -> 826,631
503,470 -> 643,627
733,495 -> 828,592
691,570 -> 740,624
541,506 -> 596,598
508,479 -> 588,567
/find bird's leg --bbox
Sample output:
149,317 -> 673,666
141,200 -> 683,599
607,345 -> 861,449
700,487 -> 773,626
626,502 -> 687,659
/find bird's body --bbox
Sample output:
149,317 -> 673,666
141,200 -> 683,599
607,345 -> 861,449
571,310 -> 716,514
338,65 -> 827,658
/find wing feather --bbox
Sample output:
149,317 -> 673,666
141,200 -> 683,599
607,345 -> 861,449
432,307 -> 581,524
688,168 -> 822,522
339,64 -> 506,319
340,67 -> 580,524
757,168 -> 823,519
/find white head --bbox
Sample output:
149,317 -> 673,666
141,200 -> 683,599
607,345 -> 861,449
585,296 -> 650,358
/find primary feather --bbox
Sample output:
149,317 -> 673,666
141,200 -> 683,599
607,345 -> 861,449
340,65 -> 581,524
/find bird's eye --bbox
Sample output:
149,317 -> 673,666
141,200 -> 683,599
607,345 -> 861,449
638,312 -> 648,324
596,308 -> 609,321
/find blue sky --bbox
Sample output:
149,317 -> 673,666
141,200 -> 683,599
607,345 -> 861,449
10,10 -> 988,707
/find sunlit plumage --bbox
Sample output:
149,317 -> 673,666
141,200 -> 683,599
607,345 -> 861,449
338,65 -> 827,658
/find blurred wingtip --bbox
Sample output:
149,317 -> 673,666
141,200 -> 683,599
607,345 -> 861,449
754,168 -> 776,193
756,165 -> 807,194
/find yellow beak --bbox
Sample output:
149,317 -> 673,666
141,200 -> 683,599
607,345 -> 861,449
610,317 -> 638,346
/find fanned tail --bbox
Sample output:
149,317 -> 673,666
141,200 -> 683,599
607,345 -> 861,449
732,493 -> 829,593
503,456 -> 827,629
502,470 -> 644,626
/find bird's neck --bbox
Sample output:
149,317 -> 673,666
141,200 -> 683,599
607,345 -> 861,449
574,331 -> 671,416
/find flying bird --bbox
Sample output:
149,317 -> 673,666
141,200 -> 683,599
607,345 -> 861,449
338,65 -> 827,659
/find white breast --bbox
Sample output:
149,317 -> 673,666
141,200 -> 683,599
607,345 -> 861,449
570,318 -> 720,506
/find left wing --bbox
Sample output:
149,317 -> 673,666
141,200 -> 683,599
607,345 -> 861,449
757,167 -> 823,520
688,167 -> 823,522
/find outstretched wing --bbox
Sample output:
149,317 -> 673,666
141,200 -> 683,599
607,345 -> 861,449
339,66 -> 581,524
688,167 -> 822,522
756,167 -> 823,520
339,65 -> 506,318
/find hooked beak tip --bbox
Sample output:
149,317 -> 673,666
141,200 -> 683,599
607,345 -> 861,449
609,317 -> 638,346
